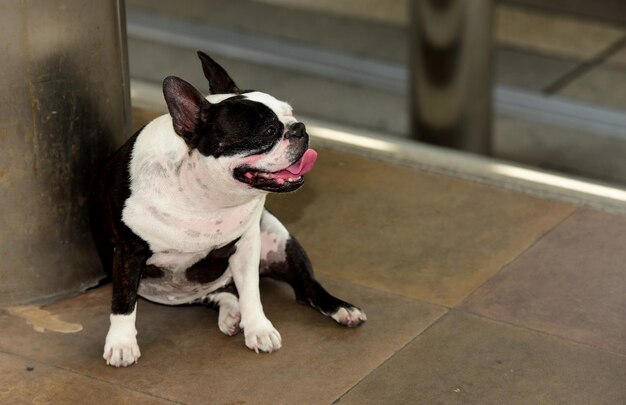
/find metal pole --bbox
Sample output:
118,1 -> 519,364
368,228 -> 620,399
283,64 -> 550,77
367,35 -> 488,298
0,0 -> 130,304
409,0 -> 493,154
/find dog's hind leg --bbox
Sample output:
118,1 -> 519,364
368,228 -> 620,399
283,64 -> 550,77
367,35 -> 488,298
199,285 -> 242,336
259,210 -> 366,327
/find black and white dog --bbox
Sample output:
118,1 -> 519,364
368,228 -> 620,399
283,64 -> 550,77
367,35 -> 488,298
89,52 -> 366,367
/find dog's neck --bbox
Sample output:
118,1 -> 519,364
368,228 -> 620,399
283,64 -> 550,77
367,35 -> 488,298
130,114 -> 265,212
178,149 -> 266,210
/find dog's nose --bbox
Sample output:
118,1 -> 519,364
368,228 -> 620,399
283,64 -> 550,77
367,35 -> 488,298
285,122 -> 306,139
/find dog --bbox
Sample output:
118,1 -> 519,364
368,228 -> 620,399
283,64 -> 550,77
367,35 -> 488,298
89,52 -> 366,367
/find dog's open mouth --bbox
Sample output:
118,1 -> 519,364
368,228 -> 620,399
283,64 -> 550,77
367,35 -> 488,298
234,149 -> 318,192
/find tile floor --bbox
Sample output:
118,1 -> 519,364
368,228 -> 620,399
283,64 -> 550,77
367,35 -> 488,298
0,108 -> 623,404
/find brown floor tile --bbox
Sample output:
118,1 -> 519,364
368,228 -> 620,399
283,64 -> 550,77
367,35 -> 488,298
267,149 -> 576,307
0,277 -> 444,405
338,311 -> 626,405
0,352 -> 170,405
462,210 -> 626,354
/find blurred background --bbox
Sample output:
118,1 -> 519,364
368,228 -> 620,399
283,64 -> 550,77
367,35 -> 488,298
127,0 -> 626,187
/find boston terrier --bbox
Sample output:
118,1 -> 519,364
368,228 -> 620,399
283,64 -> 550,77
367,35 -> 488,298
89,52 -> 366,367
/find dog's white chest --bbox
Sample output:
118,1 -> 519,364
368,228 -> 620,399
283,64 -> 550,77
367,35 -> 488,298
121,119 -> 265,253
124,197 -> 260,254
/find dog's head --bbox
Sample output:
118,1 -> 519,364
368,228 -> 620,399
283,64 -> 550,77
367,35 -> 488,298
162,52 -> 317,193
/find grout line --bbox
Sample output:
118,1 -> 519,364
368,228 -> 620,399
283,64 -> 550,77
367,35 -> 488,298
0,349 -> 187,405
542,34 -> 626,94
455,207 -> 580,309
331,310 -> 450,404
451,309 -> 626,359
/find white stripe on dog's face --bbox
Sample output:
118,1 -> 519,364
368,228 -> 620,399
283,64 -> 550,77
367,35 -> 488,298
206,91 -> 295,126
206,92 -> 238,104
241,92 -> 296,127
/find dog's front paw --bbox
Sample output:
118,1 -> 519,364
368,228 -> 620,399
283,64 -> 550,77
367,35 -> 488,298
103,333 -> 141,367
331,306 -> 367,327
103,306 -> 141,367
242,318 -> 282,353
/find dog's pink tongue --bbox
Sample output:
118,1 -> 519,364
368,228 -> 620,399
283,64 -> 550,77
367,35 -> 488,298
285,149 -> 318,176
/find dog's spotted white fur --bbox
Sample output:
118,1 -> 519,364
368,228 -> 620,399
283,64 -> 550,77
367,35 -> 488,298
103,305 -> 141,367
105,92 -> 303,365
260,211 -> 289,263
123,91 -> 297,258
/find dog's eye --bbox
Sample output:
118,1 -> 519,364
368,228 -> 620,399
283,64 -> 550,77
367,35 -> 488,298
263,126 -> 276,136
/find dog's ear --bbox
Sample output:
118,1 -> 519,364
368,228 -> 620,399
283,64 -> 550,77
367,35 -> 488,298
197,51 -> 240,94
163,76 -> 210,146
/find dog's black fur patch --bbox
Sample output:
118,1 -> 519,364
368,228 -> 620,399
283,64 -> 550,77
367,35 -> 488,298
186,238 -> 240,284
197,51 -> 240,94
